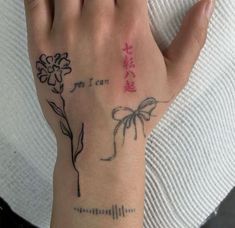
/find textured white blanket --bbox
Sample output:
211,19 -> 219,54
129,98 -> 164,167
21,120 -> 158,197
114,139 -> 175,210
0,0 -> 235,227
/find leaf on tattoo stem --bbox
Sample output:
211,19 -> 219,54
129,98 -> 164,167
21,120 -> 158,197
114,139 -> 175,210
51,83 -> 64,94
73,123 -> 85,165
60,121 -> 72,138
51,87 -> 60,94
47,101 -> 65,118
60,83 -> 64,93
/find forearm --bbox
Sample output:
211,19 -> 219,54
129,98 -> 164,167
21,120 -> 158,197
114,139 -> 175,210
51,137 -> 146,228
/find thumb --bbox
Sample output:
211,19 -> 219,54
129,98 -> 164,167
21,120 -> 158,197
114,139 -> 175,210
164,0 -> 215,82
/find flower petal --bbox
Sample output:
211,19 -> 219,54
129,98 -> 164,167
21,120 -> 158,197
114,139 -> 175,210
48,74 -> 56,86
61,67 -> 72,76
53,65 -> 60,72
47,66 -> 54,73
55,70 -> 62,82
46,56 -> 54,64
36,62 -> 47,72
39,54 -> 47,65
59,58 -> 70,68
37,66 -> 49,83
39,75 -> 48,83
54,53 -> 68,65
60,53 -> 68,59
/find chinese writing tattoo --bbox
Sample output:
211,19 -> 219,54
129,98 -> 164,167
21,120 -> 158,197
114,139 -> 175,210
123,42 -> 137,92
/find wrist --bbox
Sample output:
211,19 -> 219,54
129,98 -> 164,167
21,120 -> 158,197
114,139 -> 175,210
54,136 -> 146,197
51,120 -> 147,226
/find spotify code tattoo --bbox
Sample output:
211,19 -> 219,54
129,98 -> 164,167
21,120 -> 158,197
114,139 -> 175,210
36,53 -> 84,197
74,204 -> 136,220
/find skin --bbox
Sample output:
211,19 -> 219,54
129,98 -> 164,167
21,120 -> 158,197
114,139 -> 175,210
24,0 -> 214,227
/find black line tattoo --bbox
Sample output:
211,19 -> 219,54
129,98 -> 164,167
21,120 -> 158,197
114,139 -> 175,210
36,53 -> 84,197
74,204 -> 136,220
70,78 -> 110,93
101,97 -> 169,161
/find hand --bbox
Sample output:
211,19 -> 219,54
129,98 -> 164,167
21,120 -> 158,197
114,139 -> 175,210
24,0 -> 214,144
24,0 -> 214,227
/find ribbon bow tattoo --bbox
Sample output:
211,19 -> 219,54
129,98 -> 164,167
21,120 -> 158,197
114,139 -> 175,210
101,97 -> 169,161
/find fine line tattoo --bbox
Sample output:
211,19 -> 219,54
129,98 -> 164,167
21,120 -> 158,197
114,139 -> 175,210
74,204 -> 136,220
36,53 -> 84,197
101,97 -> 169,161
70,78 -> 110,93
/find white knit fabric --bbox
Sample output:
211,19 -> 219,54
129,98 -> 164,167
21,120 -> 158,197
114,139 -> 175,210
0,0 -> 235,227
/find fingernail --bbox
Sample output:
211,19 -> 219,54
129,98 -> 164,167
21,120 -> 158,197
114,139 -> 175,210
205,0 -> 215,19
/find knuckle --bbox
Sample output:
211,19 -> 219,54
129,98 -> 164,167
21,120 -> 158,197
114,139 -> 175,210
90,14 -> 111,32
28,40 -> 50,59
52,25 -> 77,46
119,19 -> 141,41
28,34 -> 47,49
88,21 -> 112,45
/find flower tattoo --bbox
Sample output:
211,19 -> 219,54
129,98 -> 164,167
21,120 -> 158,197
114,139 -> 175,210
36,53 -> 72,87
36,52 -> 84,197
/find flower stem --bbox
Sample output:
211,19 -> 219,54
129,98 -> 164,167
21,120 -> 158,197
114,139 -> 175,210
59,92 -> 81,197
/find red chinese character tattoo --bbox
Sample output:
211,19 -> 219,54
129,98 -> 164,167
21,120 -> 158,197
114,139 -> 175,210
122,42 -> 136,93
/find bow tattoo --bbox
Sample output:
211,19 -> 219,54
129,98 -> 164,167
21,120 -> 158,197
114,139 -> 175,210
101,97 -> 169,161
